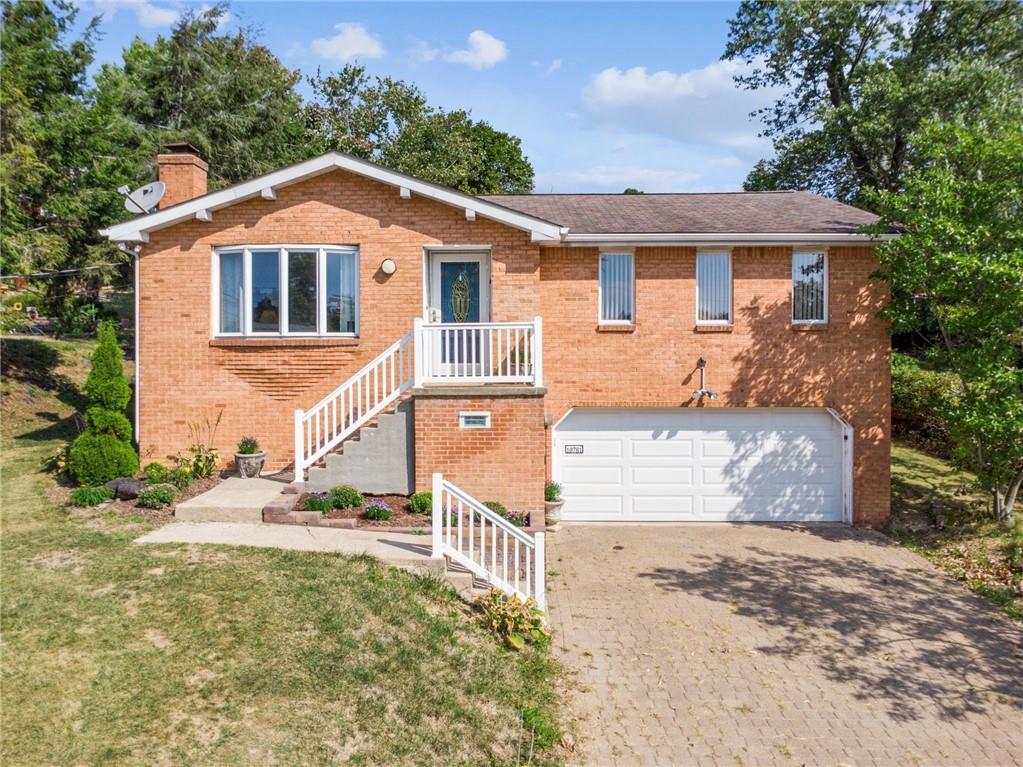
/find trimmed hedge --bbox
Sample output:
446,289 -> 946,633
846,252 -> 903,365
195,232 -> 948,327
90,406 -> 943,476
891,352 -> 960,457
67,433 -> 139,486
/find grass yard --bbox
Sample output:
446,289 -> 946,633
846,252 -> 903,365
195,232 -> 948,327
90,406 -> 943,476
890,441 -> 1023,622
1,336 -> 566,766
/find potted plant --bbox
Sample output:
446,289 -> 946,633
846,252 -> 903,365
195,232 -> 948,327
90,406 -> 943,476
544,481 -> 565,531
235,436 -> 265,479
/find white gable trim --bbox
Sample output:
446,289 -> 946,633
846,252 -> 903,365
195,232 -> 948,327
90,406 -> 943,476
100,152 -> 564,243
552,232 -> 897,247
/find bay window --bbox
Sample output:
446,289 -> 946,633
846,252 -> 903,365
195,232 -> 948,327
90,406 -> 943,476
214,246 -> 359,337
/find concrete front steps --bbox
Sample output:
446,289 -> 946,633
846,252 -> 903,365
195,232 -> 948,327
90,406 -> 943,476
306,399 -> 413,494
174,477 -> 285,522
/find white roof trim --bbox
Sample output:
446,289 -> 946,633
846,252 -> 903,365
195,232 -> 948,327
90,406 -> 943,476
100,151 -> 563,243
552,232 -> 895,247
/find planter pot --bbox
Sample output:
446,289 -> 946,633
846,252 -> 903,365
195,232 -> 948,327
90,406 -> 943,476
544,498 -> 565,532
235,451 -> 266,479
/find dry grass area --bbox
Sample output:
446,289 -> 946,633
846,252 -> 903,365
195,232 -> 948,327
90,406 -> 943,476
1,336 -> 567,766
889,442 -> 1023,621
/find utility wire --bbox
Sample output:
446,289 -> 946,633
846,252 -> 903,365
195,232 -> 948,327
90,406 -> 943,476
0,263 -> 124,281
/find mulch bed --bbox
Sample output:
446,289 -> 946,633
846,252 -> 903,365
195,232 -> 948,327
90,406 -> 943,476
297,493 -> 433,528
66,474 -> 225,528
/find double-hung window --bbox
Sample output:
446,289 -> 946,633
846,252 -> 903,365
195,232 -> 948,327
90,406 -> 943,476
599,252 -> 635,323
215,246 -> 359,337
792,250 -> 828,324
696,251 -> 732,324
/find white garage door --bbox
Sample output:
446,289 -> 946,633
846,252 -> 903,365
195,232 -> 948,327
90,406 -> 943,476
554,408 -> 845,522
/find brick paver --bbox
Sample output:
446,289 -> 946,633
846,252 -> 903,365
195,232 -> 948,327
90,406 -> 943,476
547,524 -> 1022,767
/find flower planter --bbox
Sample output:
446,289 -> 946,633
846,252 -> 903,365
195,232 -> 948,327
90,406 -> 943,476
544,498 -> 565,532
235,451 -> 266,479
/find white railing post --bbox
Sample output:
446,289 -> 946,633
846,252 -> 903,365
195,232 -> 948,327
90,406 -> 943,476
532,315 -> 543,387
413,317 -> 425,388
431,472 -> 444,558
293,409 -> 305,482
534,532 -> 546,611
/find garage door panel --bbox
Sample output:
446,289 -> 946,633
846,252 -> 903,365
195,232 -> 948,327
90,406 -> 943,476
632,496 -> 694,515
631,466 -> 694,485
562,466 -> 623,485
631,439 -> 694,458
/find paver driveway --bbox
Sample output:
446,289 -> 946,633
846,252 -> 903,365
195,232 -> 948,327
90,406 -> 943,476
547,524 -> 1022,767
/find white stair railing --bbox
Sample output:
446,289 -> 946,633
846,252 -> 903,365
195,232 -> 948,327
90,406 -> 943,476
431,473 -> 546,612
415,317 -> 543,386
293,332 -> 414,480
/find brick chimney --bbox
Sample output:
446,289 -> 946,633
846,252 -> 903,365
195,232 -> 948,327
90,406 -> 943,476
156,142 -> 208,208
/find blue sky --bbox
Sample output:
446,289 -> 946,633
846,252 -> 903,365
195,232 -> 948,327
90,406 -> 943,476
77,1 -> 778,192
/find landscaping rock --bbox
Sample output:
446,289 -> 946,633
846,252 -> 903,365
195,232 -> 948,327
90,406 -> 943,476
104,477 -> 144,500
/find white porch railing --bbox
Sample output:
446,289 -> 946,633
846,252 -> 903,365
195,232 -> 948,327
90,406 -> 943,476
415,317 -> 542,386
431,472 -> 546,612
294,332 -> 414,480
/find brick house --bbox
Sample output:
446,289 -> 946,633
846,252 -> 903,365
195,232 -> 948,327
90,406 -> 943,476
102,146 -> 893,528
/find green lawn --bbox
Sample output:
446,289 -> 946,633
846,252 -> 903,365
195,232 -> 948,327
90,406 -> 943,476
890,441 -> 1023,622
1,336 -> 565,766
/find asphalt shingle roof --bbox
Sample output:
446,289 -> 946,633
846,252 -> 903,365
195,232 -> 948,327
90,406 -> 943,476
478,190 -> 880,234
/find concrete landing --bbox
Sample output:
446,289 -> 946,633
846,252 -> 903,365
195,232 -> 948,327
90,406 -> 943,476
136,521 -> 446,577
174,478 -> 286,523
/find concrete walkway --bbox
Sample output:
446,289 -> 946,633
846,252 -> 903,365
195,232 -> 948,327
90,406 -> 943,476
174,477 -> 284,523
548,523 -> 1023,767
136,522 -> 442,575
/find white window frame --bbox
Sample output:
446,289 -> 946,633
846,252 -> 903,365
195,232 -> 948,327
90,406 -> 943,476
459,411 -> 492,429
695,250 -> 733,325
211,245 -> 360,338
791,249 -> 829,325
597,251 -> 636,324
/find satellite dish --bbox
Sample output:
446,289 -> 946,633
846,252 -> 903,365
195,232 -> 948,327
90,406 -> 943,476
121,181 -> 165,214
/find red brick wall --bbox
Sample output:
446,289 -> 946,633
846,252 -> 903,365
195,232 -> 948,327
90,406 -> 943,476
538,246 -> 891,526
136,168 -> 540,470
413,394 -> 546,514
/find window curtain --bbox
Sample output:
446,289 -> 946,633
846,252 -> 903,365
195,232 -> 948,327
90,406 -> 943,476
697,253 -> 731,322
600,254 -> 634,322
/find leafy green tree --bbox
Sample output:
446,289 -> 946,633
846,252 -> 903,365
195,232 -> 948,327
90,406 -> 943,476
306,64 -> 534,193
114,3 -> 307,188
872,111 -> 1023,522
724,0 -> 1023,203
68,320 -> 139,484
1,0 -> 142,317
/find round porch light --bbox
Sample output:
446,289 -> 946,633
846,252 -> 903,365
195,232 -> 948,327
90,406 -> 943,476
380,258 -> 397,275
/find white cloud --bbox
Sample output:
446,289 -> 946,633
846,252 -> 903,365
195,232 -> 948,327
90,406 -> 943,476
538,165 -> 701,193
94,0 -> 178,28
312,22 -> 385,62
582,59 -> 779,152
408,39 -> 439,63
546,59 -> 562,75
443,30 -> 508,69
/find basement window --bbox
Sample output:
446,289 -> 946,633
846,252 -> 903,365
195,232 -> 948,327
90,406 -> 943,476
214,245 -> 359,337
459,412 -> 491,429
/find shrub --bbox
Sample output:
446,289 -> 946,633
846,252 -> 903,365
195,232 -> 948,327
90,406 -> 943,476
364,499 -> 392,521
138,485 -> 176,509
473,590 -> 550,651
408,491 -> 432,515
237,436 -> 260,455
892,352 -> 960,457
544,481 -> 562,502
188,410 -> 223,479
67,433 -> 139,486
303,493 -> 334,512
168,466 -> 193,490
69,486 -> 114,507
329,485 -> 364,509
483,500 -> 526,527
144,462 -> 170,484
68,321 -> 138,485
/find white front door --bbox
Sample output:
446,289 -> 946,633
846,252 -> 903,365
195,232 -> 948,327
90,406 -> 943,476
427,252 -> 491,374
553,408 -> 844,522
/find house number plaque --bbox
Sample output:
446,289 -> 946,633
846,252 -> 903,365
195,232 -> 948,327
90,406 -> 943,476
564,444 -> 584,454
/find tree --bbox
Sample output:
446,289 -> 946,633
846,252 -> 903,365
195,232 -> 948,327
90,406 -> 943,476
114,3 -> 307,188
68,320 -> 139,484
724,0 -> 1023,203
622,188 -> 644,195
872,110 -> 1023,522
306,64 -> 534,194
1,0 -> 141,319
